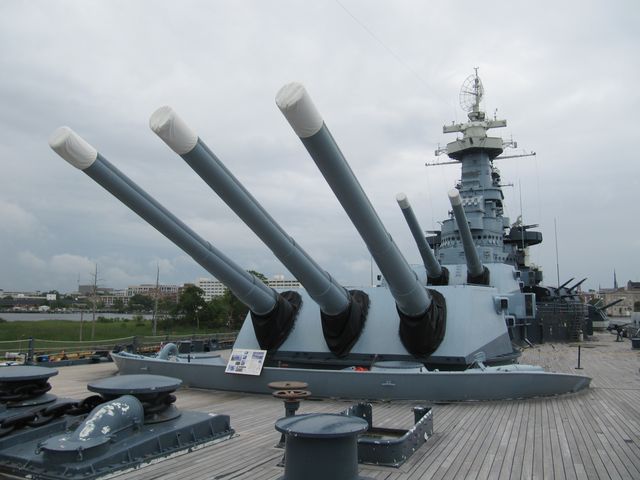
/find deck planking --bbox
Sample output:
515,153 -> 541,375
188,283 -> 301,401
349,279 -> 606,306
44,332 -> 640,480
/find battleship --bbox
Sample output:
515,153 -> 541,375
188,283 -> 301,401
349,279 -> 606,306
48,71 -> 590,401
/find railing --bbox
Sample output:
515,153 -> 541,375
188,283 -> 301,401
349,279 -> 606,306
0,331 -> 238,365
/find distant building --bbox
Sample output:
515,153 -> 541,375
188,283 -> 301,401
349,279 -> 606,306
195,275 -> 301,302
127,284 -> 180,302
99,290 -> 129,307
78,285 -> 113,296
267,275 -> 301,291
195,278 -> 227,301
599,280 -> 640,317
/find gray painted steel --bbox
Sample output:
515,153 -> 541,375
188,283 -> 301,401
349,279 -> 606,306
342,403 -> 433,467
82,154 -> 277,315
0,365 -> 58,382
231,285 -> 512,366
0,409 -> 233,479
40,395 -> 145,460
112,352 -> 591,402
275,413 -> 370,480
87,374 -> 182,396
0,372 -> 235,479
448,190 -> 484,277
299,125 -> 431,318
397,194 -> 442,278
178,139 -> 350,316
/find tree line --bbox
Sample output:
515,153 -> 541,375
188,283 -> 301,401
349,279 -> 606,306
117,271 -> 269,331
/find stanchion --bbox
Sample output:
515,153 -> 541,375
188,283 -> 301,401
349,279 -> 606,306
575,345 -> 583,370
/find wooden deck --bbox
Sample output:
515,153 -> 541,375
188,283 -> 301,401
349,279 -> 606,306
49,332 -> 640,480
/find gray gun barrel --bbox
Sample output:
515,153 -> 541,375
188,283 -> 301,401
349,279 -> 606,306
149,106 -> 350,316
48,127 -> 277,316
396,193 -> 447,284
276,83 -> 431,318
567,277 -> 587,293
601,298 -> 623,310
447,189 -> 487,282
556,278 -> 575,291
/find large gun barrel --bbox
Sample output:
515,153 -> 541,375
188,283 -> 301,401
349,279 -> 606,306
276,83 -> 445,356
396,193 -> 447,285
49,127 -> 297,350
601,298 -> 624,311
555,278 -> 575,291
447,189 -> 489,284
567,277 -> 587,293
150,107 -> 367,356
149,106 -> 349,316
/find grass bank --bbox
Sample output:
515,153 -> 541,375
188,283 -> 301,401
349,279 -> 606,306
0,318 -> 224,342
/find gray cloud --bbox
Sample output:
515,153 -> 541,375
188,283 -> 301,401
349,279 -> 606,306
1,0 -> 638,293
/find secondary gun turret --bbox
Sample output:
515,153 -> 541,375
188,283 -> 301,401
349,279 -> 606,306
48,127 -> 298,351
554,278 -> 575,293
448,189 -> 490,285
149,107 -> 367,357
396,193 -> 448,285
566,278 -> 587,294
276,82 -> 445,356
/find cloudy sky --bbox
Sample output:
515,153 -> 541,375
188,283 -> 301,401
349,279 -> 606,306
1,0 -> 638,294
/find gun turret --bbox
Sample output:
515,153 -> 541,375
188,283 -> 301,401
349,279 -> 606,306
447,189 -> 489,285
555,278 -> 575,292
396,193 -> 448,285
149,107 -> 367,357
49,127 -> 298,351
567,278 -> 587,293
276,82 -> 445,356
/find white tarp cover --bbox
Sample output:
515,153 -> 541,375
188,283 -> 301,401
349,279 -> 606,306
48,126 -> 98,170
150,106 -> 198,155
276,82 -> 324,138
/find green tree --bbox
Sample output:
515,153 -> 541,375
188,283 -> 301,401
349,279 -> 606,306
176,285 -> 206,327
129,294 -> 154,311
113,298 -> 125,312
158,297 -> 178,314
204,298 -> 227,329
217,270 -> 266,330
250,270 -> 268,283
218,289 -> 248,330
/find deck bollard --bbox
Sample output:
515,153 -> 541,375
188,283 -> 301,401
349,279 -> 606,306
275,413 -> 371,480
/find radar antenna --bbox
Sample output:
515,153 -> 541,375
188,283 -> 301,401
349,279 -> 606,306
459,67 -> 484,114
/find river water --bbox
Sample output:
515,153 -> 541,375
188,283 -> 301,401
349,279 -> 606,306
0,312 -> 154,322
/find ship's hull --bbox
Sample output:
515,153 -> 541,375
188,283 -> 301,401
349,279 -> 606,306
111,352 -> 590,402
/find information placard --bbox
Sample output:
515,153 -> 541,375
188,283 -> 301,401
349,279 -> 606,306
224,349 -> 267,376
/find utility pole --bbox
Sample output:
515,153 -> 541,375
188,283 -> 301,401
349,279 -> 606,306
554,218 -> 561,288
90,263 -> 99,340
152,264 -> 160,336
